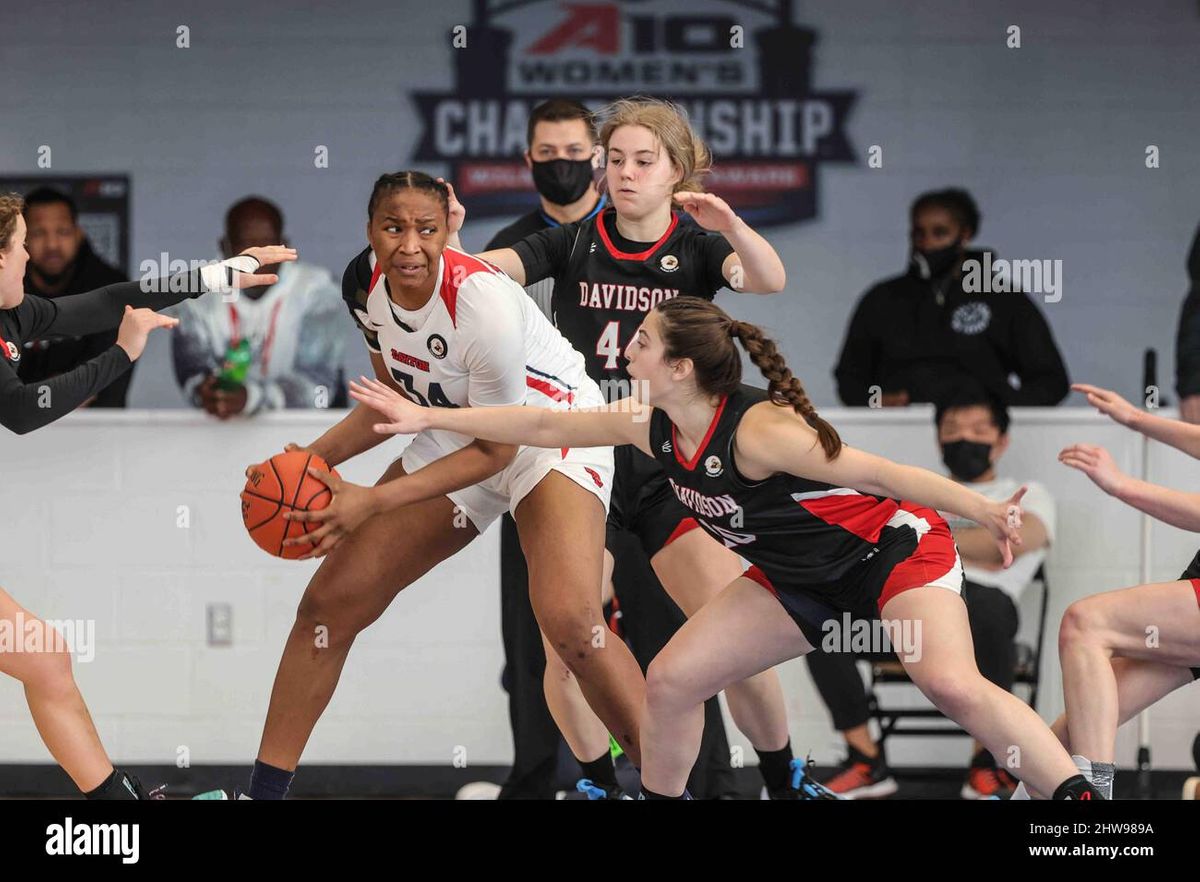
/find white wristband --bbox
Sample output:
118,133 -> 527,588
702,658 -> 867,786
198,255 -> 261,294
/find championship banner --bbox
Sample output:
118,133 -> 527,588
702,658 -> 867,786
411,0 -> 856,226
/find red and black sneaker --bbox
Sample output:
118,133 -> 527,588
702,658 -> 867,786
962,752 -> 1018,800
818,746 -> 898,799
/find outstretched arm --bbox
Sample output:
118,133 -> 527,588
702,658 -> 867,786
25,247 -> 294,341
736,404 -> 1024,565
1074,382 -> 1200,460
1,306 -> 177,435
0,345 -> 131,434
348,375 -> 652,455
1059,441 -> 1200,533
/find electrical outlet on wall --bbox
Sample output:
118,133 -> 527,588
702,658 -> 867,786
207,603 -> 233,646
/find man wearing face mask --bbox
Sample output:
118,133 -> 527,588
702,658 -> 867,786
834,188 -> 1069,407
805,384 -> 1054,799
457,99 -> 738,801
483,99 -> 607,316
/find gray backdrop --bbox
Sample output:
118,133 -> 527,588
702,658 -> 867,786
2,0 -> 1197,408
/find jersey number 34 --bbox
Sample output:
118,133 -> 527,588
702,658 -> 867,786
389,367 -> 458,409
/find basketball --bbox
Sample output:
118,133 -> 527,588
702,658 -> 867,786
241,450 -> 340,559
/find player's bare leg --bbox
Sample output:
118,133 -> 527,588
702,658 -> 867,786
640,576 -> 812,796
256,460 -> 477,771
0,586 -> 113,792
651,528 -> 791,752
886,586 -> 1082,798
538,547 -> 615,765
515,471 -> 646,765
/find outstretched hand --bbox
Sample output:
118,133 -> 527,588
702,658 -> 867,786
1072,383 -> 1140,427
349,375 -> 431,435
231,245 -> 297,288
1059,442 -> 1128,497
980,485 -> 1026,568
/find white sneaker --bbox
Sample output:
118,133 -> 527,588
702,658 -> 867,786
455,781 -> 502,800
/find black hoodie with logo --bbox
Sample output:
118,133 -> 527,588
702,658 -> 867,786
834,248 -> 1069,407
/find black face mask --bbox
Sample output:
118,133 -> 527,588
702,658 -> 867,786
941,439 -> 993,482
530,158 -> 594,206
912,241 -> 963,280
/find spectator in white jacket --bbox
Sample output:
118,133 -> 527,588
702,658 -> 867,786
171,197 -> 346,417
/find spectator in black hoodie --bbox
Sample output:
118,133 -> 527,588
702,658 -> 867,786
20,187 -> 131,407
1173,223 -> 1200,423
834,188 -> 1069,408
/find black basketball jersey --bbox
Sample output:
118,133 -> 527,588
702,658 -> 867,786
511,207 -> 733,397
648,386 -> 908,592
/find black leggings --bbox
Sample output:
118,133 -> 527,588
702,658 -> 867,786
805,581 -> 1020,733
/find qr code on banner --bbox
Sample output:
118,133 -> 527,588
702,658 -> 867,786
78,213 -> 121,267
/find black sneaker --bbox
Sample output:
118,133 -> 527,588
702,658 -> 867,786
110,771 -> 165,800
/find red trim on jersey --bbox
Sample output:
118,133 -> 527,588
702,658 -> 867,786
663,517 -> 700,548
877,503 -> 959,612
526,375 -> 576,405
439,248 -> 501,328
793,491 -> 899,545
368,260 -> 383,295
596,208 -> 679,261
672,396 -> 728,471
1191,578 -> 1200,610
742,565 -> 778,598
0,326 -> 18,362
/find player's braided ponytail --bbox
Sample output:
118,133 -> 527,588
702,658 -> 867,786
656,297 -> 842,460
730,321 -> 842,459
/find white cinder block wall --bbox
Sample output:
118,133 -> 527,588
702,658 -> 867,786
1,408 -> 1195,770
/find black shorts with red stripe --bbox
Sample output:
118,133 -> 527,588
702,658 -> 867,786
1176,549 -> 1200,680
743,503 -> 964,647
606,444 -> 699,558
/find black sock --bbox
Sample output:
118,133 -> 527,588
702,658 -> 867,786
579,750 -> 618,788
755,740 -> 795,791
970,749 -> 997,769
248,760 -> 295,800
1053,773 -> 1104,800
85,769 -> 139,800
640,785 -> 686,799
849,743 -> 883,768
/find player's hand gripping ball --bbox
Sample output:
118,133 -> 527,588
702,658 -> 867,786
242,450 -> 341,559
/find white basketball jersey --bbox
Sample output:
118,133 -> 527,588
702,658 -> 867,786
347,245 -> 594,414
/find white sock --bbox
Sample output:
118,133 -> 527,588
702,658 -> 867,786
1073,754 -> 1115,800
